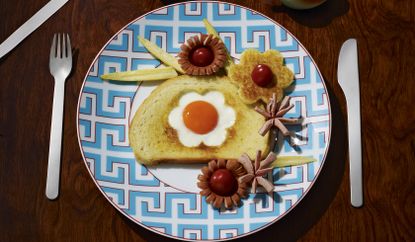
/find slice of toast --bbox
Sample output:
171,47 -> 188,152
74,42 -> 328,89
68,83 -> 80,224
129,75 -> 270,165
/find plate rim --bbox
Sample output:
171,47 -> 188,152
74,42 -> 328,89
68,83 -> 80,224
76,1 -> 333,241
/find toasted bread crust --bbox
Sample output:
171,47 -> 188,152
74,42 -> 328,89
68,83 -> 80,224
129,75 -> 270,165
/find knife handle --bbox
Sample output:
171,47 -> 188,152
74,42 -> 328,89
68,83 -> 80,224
0,0 -> 69,59
345,96 -> 363,207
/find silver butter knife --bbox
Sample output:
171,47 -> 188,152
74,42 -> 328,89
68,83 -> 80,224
0,0 -> 69,59
338,38 -> 363,207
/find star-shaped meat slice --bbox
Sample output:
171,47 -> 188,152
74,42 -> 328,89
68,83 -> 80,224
255,93 -> 299,136
237,150 -> 276,193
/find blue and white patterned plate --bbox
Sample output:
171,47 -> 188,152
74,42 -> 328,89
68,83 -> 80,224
77,1 -> 331,241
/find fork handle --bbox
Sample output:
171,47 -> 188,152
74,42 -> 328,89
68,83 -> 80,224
45,78 -> 65,200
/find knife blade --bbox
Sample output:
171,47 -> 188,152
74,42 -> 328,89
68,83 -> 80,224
338,38 -> 363,207
0,0 -> 69,59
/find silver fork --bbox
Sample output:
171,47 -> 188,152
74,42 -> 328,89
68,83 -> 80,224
46,33 -> 72,200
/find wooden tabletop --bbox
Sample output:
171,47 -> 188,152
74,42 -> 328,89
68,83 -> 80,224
1,0 -> 414,241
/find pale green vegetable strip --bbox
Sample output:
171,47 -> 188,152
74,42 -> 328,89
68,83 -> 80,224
203,18 -> 234,67
100,67 -> 178,81
138,36 -> 185,74
271,156 -> 317,168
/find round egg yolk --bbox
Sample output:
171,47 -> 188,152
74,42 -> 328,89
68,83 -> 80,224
182,101 -> 219,134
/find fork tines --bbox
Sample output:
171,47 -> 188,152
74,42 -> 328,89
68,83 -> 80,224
50,33 -> 72,59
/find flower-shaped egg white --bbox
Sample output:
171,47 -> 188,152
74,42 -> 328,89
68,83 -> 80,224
168,91 -> 236,147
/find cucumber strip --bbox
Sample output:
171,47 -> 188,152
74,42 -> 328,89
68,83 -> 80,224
101,67 -> 178,81
138,36 -> 185,74
271,156 -> 317,168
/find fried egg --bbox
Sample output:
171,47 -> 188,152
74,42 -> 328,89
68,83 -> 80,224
168,91 -> 236,147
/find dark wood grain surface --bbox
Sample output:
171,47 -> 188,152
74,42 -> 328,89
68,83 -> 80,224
1,0 -> 414,241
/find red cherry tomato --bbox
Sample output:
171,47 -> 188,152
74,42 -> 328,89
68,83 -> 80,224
190,47 -> 214,67
209,169 -> 238,196
251,64 -> 273,87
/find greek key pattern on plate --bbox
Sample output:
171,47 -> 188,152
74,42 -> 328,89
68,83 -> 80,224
78,2 -> 330,241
